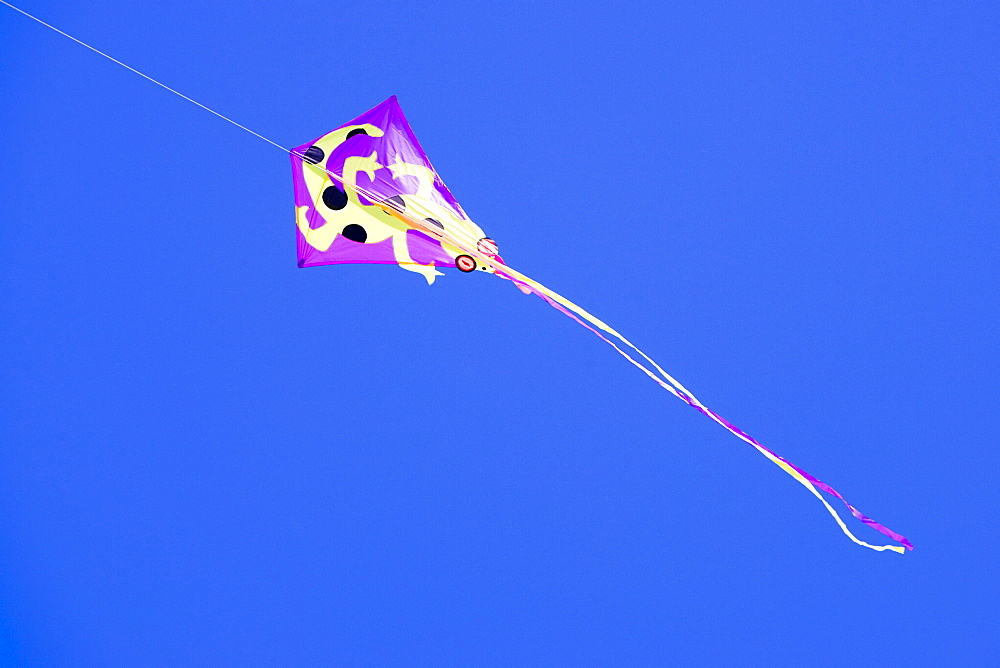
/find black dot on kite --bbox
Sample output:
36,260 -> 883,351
424,218 -> 443,228
303,146 -> 325,164
322,185 -> 348,210
346,128 -> 369,139
342,224 -> 367,243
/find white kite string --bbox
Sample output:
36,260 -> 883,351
0,0 -> 292,154
0,0 -> 485,252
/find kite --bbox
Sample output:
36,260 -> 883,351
292,97 -> 913,554
1,0 -> 911,553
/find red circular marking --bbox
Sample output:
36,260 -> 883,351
456,255 -> 477,272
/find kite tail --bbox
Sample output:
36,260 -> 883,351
495,266 -> 912,554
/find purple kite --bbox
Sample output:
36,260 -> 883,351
291,97 -> 913,554
0,0 -> 911,554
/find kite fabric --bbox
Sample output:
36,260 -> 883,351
291,96 -> 913,554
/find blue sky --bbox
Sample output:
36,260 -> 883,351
1,1 -> 997,664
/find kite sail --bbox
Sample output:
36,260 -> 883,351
292,96 -> 913,554
291,97 -> 489,283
